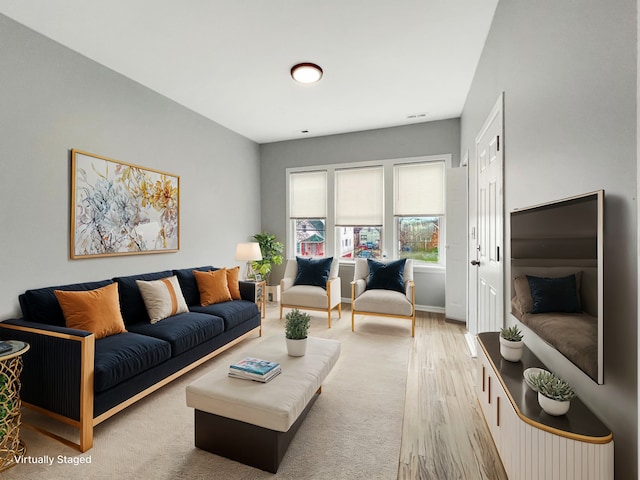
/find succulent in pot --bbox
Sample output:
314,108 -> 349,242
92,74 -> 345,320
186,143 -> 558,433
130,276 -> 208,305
499,325 -> 524,362
529,371 -> 576,416
285,309 -> 311,356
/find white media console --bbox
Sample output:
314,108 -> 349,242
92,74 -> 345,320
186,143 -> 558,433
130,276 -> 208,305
476,332 -> 613,480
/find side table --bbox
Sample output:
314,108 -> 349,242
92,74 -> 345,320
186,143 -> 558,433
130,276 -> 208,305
252,281 -> 266,320
0,340 -> 30,472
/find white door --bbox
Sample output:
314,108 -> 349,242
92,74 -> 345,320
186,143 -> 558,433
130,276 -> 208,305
473,94 -> 504,334
445,167 -> 468,321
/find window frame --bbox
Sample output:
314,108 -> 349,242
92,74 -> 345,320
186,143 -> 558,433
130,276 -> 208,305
285,154 -> 451,269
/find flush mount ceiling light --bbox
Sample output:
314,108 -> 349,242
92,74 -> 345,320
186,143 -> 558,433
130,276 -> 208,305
291,63 -> 323,84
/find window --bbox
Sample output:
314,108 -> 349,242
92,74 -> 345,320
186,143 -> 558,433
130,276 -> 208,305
294,219 -> 326,257
397,217 -> 439,262
287,155 -> 449,265
394,162 -> 445,263
338,226 -> 382,259
335,166 -> 383,260
289,171 -> 327,258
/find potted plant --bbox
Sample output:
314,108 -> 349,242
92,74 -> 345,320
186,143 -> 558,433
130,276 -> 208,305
251,232 -> 284,303
499,325 -> 524,362
251,232 -> 284,285
529,371 -> 576,416
285,309 -> 311,356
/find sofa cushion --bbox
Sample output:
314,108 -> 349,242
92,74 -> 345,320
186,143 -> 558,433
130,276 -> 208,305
353,289 -> 413,317
190,300 -> 260,331
136,276 -> 189,323
127,312 -> 225,356
21,279 -> 114,327
173,266 -> 214,306
54,283 -> 127,339
114,270 -> 173,325
94,332 -> 172,393
281,285 -> 331,310
194,269 -> 232,306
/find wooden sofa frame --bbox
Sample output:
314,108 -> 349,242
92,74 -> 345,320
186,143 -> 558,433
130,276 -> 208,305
0,322 -> 260,452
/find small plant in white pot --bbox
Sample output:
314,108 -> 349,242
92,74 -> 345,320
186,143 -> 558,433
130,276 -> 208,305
529,371 -> 576,416
285,309 -> 311,357
499,325 -> 524,362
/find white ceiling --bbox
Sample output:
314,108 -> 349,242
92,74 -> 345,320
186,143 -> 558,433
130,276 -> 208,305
0,1 -> 498,144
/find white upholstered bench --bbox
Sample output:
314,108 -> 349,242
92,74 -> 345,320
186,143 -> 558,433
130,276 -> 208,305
185,335 -> 341,472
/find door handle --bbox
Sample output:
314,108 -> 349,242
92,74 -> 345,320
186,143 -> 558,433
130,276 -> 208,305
470,260 -> 480,266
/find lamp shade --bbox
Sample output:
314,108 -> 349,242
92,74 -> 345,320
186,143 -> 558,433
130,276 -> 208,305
235,242 -> 263,261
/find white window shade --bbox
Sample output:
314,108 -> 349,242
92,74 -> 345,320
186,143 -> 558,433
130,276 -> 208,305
335,166 -> 383,226
394,162 -> 445,216
289,171 -> 327,218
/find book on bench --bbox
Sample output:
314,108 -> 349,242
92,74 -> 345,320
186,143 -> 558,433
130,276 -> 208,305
229,357 -> 281,383
228,368 -> 281,383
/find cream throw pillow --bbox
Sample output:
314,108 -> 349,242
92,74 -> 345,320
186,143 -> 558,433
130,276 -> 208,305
136,276 -> 189,324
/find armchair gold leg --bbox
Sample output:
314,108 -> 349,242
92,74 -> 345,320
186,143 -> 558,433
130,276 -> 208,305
327,287 -> 332,329
338,303 -> 342,319
351,282 -> 356,332
279,303 -> 283,319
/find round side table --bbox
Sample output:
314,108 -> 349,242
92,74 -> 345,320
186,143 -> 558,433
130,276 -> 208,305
0,340 -> 30,472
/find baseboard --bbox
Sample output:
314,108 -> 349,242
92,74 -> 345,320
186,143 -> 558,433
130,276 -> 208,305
415,304 -> 445,314
464,332 -> 477,358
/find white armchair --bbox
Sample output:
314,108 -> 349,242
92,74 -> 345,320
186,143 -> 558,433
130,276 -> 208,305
351,258 -> 415,336
280,257 -> 342,328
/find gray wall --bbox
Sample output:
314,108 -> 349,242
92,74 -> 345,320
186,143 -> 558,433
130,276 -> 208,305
0,15 -> 261,319
461,1 -> 637,475
259,119 -> 460,309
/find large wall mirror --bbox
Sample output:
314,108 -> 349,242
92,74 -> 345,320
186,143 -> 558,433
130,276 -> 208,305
510,190 -> 603,384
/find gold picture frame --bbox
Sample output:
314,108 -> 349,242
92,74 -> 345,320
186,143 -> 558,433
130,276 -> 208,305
70,149 -> 180,259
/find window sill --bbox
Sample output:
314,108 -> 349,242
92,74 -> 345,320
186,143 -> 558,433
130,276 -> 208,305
338,259 -> 445,272
413,263 -> 445,273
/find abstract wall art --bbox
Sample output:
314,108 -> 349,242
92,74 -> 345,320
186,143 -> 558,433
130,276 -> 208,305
70,149 -> 180,259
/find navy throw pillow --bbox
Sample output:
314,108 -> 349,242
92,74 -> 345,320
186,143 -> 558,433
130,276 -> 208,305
294,257 -> 333,290
366,258 -> 406,294
526,274 -> 581,314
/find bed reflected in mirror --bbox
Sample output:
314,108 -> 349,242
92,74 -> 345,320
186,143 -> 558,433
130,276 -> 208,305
510,190 -> 603,384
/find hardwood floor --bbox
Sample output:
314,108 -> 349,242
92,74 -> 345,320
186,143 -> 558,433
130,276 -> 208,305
398,311 -> 507,480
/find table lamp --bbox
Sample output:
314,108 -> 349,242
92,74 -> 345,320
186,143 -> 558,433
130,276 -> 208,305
235,242 -> 263,280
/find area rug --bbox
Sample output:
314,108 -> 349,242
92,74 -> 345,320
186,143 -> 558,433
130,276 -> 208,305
4,306 -> 411,480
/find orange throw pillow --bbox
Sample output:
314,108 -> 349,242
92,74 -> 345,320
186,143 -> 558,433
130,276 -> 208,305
194,269 -> 232,306
226,266 -> 241,300
54,283 -> 127,339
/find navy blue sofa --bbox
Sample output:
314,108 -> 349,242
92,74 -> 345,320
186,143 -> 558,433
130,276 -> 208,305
0,266 -> 261,452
